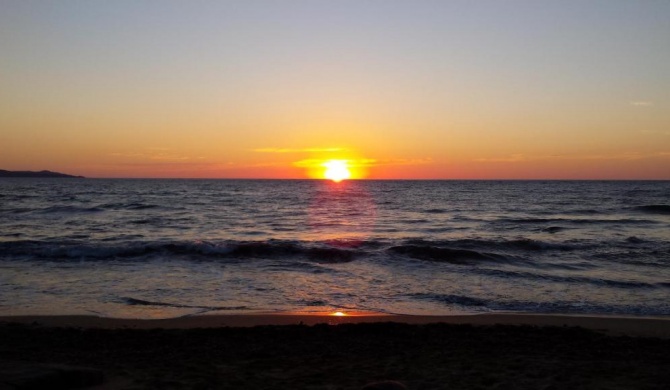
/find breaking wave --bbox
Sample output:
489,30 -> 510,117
408,293 -> 670,316
495,217 -> 658,225
1,236 -> 658,265
389,245 -> 505,264
0,239 -> 358,264
120,297 -> 248,311
633,205 -> 670,215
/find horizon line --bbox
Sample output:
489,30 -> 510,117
20,177 -> 670,181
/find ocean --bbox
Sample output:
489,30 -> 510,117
0,179 -> 668,319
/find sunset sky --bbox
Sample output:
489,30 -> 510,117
1,0 -> 669,179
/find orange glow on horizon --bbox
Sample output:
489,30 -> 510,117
296,155 -> 369,180
332,311 -> 347,316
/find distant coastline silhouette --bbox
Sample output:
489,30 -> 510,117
0,170 -> 84,178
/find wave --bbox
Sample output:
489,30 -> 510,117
542,226 -> 566,234
572,208 -> 606,215
22,201 -> 187,214
121,297 -> 248,311
389,245 -> 506,264
0,207 -> 34,214
0,240 -> 358,264
633,205 -> 670,215
1,236 -> 665,271
408,293 -> 487,307
626,236 -> 645,244
0,238 -> 536,266
38,205 -> 105,214
96,202 -> 164,211
423,208 -> 448,214
400,238 -> 590,252
496,217 -> 658,225
476,267 -> 661,289
126,203 -> 160,210
222,242 -> 356,262
409,293 -> 670,316
589,248 -> 670,267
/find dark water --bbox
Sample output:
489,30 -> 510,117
1,179 -> 668,319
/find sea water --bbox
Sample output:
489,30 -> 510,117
0,179 -> 668,319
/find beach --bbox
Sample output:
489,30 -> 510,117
1,313 -> 669,389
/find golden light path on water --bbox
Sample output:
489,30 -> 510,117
306,175 -> 378,246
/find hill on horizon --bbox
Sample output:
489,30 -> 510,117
0,170 -> 84,178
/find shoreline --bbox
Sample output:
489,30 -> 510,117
2,312 -> 669,338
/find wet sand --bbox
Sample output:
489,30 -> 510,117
2,312 -> 669,337
1,313 -> 669,389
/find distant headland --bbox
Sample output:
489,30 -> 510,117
0,170 -> 84,178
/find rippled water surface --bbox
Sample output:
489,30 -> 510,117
1,179 -> 668,318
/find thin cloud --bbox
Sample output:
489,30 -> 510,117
558,152 -> 670,161
292,158 -> 369,168
109,148 -> 202,162
292,159 -> 327,168
366,158 -> 433,166
109,162 -> 227,169
474,152 -> 669,163
473,154 -> 526,163
252,147 -> 345,153
640,130 -> 670,136
292,157 -> 431,168
630,101 -> 653,107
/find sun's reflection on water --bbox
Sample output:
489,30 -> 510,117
307,181 -> 377,247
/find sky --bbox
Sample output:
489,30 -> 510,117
1,0 -> 669,179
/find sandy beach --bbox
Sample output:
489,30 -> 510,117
1,313 -> 669,389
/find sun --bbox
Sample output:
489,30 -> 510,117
323,160 -> 351,182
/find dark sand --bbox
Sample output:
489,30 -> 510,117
1,313 -> 669,389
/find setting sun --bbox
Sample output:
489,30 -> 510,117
323,160 -> 351,182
